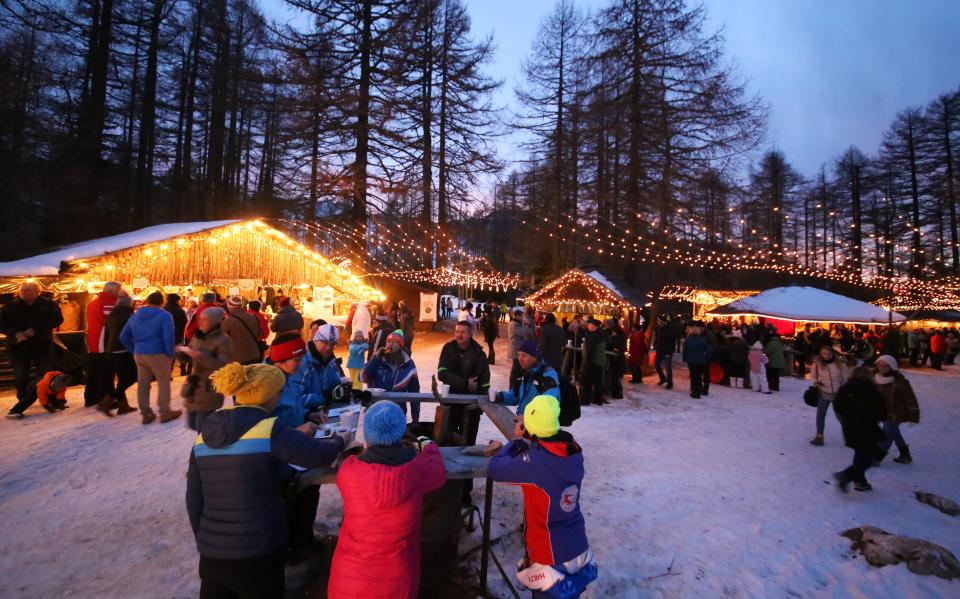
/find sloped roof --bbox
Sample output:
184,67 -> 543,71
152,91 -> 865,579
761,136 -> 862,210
0,220 -> 240,277
707,286 -> 905,324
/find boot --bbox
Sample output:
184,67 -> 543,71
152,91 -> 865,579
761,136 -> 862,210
116,397 -> 137,415
96,396 -> 117,417
893,446 -> 912,464
853,480 -> 873,492
160,409 -> 183,423
833,471 -> 851,493
810,433 -> 824,446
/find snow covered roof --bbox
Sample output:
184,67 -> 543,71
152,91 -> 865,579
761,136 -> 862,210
0,220 -> 240,277
707,286 -> 906,324
586,270 -> 621,296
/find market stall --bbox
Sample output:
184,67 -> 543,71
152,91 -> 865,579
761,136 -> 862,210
525,267 -> 641,320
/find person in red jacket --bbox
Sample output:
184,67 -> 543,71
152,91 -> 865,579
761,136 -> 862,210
247,300 -> 270,341
184,292 -> 219,344
328,401 -> 446,599
84,282 -> 121,407
929,330 -> 947,370
627,321 -> 648,384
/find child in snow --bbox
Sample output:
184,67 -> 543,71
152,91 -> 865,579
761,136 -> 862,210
5,371 -> 76,419
186,363 -> 348,598
488,395 -> 598,598
346,330 -> 368,391
328,401 -> 446,599
748,341 -> 771,394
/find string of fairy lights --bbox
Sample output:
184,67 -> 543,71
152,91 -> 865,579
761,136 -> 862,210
525,269 -> 634,312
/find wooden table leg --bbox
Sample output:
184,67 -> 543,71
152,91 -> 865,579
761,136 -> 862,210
480,476 -> 493,596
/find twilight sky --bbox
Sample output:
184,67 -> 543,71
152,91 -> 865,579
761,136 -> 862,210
263,0 -> 960,179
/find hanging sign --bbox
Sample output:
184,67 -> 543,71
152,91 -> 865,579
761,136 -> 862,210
419,292 -> 438,322
131,277 -> 150,290
316,286 -> 335,320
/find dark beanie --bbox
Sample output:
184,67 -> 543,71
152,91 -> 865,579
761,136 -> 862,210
146,291 -> 164,306
518,339 -> 540,358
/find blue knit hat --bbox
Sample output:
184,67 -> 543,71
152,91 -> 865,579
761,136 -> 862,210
517,339 -> 540,358
363,401 -> 407,446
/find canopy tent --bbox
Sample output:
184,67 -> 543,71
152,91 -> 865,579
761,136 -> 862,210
706,286 -> 906,325
525,267 -> 640,316
0,219 -> 383,305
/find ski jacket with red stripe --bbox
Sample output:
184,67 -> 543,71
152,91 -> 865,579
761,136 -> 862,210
85,291 -> 116,352
488,432 -> 589,566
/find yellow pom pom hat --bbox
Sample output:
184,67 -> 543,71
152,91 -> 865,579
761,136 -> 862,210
210,362 -> 286,406
523,395 -> 561,438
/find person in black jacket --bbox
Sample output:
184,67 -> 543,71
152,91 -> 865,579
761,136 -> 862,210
653,316 -> 676,389
1,282 -> 63,401
438,321 -> 491,443
367,312 -> 393,361
480,308 -> 499,365
604,319 -> 627,399
832,367 -> 887,492
187,362 -> 347,598
163,293 -> 189,375
539,312 -> 566,375
98,294 -> 137,416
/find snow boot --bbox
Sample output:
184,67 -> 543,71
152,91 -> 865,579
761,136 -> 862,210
810,433 -> 824,446
160,409 -> 183,423
893,446 -> 912,464
853,480 -> 873,492
833,471 -> 851,493
665,382 -> 673,390
96,396 -> 117,417
116,397 -> 137,415
6,411 -> 24,420
142,413 -> 157,425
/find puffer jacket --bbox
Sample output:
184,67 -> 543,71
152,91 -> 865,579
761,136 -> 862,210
103,304 -> 134,353
877,371 -> 920,424
184,326 -> 232,412
270,304 -> 304,334
119,305 -> 175,357
681,334 -> 710,365
833,377 -> 887,451
297,344 -> 344,411
186,405 -> 343,560
764,337 -> 786,370
500,359 -> 560,416
328,443 -> 446,599
85,291 -> 116,352
362,352 -> 419,393
809,356 -> 849,395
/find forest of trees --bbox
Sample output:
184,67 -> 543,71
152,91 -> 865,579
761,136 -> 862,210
1,0 -> 958,290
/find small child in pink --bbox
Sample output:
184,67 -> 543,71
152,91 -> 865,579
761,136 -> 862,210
748,342 -> 771,394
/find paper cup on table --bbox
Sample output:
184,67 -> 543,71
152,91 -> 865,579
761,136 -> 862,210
488,388 -> 497,403
341,411 -> 360,430
439,384 -> 451,398
368,387 -> 385,397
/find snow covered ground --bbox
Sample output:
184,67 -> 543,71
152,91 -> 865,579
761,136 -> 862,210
1,331 -> 958,598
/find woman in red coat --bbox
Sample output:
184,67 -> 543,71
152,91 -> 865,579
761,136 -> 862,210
627,322 -> 648,383
329,401 -> 446,599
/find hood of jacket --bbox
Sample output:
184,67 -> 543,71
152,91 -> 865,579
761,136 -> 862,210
348,449 -> 426,509
200,406 -> 270,449
134,305 -> 167,323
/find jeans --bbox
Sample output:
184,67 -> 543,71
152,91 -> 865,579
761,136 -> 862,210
109,352 -> 137,402
581,363 -> 604,404
84,352 -> 114,406
880,420 -> 907,453
816,393 -> 835,435
766,367 -> 780,391
395,401 -> 420,422
486,340 -> 496,365
609,361 -> 624,398
654,352 -> 673,384
688,363 -> 708,397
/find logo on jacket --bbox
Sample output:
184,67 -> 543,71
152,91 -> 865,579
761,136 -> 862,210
560,484 -> 579,512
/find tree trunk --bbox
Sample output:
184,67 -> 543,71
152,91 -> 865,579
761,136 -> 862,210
135,0 -> 166,228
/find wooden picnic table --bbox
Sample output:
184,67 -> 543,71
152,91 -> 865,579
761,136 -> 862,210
298,446 -> 491,485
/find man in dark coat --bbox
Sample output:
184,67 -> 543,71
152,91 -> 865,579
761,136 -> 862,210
832,368 -> 887,492
480,308 -> 499,365
681,323 -> 711,399
99,294 -> 137,416
438,320 -> 491,447
538,312 -> 566,374
653,316 -> 676,389
1,282 -> 63,401
164,293 -> 189,375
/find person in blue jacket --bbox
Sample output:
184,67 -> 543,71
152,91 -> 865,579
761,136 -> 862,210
681,322 -> 711,399
494,340 -> 560,415
120,291 -> 179,423
488,395 -> 597,598
265,332 -> 309,428
187,362 -> 347,598
362,329 -> 420,422
296,323 -> 345,414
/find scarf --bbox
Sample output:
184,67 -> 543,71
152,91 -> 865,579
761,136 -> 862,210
875,374 -> 894,385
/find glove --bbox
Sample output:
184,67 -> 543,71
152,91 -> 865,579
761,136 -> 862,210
352,389 -> 373,406
416,435 -> 434,451
331,383 -> 353,404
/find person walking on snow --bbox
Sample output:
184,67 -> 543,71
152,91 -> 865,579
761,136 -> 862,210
809,344 -> 849,446
874,354 -> 920,465
120,291 -> 181,425
682,323 -> 711,399
832,367 -> 887,492
747,341 -> 771,394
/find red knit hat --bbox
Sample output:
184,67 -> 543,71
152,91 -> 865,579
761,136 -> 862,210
270,336 -> 306,362
386,329 -> 405,348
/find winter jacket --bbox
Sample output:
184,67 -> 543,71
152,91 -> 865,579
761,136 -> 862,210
163,301 -> 188,345
184,302 -> 219,344
877,371 -> 920,424
248,310 -> 269,340
84,291 -> 116,352
400,308 -> 415,341
35,370 -> 67,407
351,304 -> 372,338
119,305 -> 175,357
328,443 -> 446,599
653,323 -> 676,355
681,334 -> 710,366
833,377 -> 887,452
284,344 -> 343,419
538,322 -> 566,373
809,357 -> 849,395
764,337 -> 786,370
481,314 -> 500,343
930,333 -> 947,356
186,405 -> 344,560
747,348 -> 768,373
1,296 -> 63,352
488,432 -> 589,567
221,308 -> 263,365
583,329 -> 607,368
346,342 -> 368,370
727,337 -> 748,367
270,304 -> 304,334
501,359 -> 560,416
103,305 -> 134,353
606,325 -> 628,369
184,326 -> 232,412
907,332 -> 919,350
362,353 -> 420,393
437,338 -> 491,394
627,331 -> 648,367
881,329 -> 901,357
